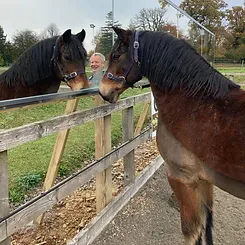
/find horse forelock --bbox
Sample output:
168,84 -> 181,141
138,31 -> 240,99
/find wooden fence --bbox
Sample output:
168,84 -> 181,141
0,90 -> 163,244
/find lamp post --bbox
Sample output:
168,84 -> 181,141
112,0 -> 114,46
90,23 -> 95,53
176,12 -> 179,38
200,29 -> 205,56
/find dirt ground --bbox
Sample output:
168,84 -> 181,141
11,139 -> 159,245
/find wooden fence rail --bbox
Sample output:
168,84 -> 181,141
0,127 -> 151,242
0,91 -> 154,244
0,93 -> 150,151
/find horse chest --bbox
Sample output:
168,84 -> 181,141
156,119 -> 202,183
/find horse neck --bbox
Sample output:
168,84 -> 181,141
2,38 -> 56,88
139,33 -> 239,99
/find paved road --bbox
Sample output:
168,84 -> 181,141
91,165 -> 245,245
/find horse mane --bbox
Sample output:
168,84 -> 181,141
0,36 -> 57,86
138,31 -> 240,98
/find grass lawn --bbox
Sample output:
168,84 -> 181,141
0,66 -> 8,74
215,66 -> 245,74
215,66 -> 245,84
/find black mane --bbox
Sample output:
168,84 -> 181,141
0,36 -> 58,86
138,31 -> 240,98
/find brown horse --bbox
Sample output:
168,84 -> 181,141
0,29 -> 89,100
99,27 -> 245,245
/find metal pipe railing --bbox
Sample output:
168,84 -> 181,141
0,87 -> 99,111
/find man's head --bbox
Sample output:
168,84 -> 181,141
90,53 -> 105,73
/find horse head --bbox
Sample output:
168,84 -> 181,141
52,29 -> 89,90
99,27 -> 142,103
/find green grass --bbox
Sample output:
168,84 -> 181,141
2,88 -> 151,204
215,67 -> 245,84
0,66 -> 8,74
216,67 -> 245,73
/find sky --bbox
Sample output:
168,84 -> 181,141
0,0 -> 244,52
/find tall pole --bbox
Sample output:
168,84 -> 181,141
112,0 -> 115,46
93,27 -> 95,53
176,12 -> 179,38
90,24 -> 96,53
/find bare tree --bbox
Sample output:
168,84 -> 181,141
40,23 -> 60,39
129,8 -> 167,31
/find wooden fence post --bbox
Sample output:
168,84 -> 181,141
95,95 -> 112,213
122,106 -> 135,185
134,102 -> 150,136
0,151 -> 11,245
36,98 -> 79,224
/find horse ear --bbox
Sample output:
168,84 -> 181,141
112,26 -> 131,44
76,29 -> 86,42
61,29 -> 72,43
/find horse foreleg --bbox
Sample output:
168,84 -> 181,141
167,174 -> 213,245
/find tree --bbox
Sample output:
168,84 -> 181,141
88,50 -> 94,57
3,41 -> 15,65
162,23 -> 185,38
40,23 -> 60,39
129,8 -> 167,31
226,5 -> 245,49
179,0 -> 227,32
12,29 -> 39,59
95,11 -> 121,58
0,26 -> 7,54
178,0 -> 227,60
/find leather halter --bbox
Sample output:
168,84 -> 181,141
55,59 -> 85,83
106,31 -> 140,87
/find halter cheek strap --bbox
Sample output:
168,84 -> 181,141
52,44 -> 86,84
55,59 -> 85,83
106,31 -> 140,87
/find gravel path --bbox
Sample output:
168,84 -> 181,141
91,165 -> 245,245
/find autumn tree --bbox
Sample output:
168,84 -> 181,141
129,8 -> 167,31
179,0 -> 227,31
226,4 -> 245,51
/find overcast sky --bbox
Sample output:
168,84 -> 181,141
0,0 -> 244,51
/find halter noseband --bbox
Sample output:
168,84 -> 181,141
55,59 -> 85,83
106,31 -> 140,87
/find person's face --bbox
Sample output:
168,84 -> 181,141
90,55 -> 104,73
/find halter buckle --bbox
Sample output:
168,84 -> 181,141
107,72 -> 114,79
69,71 -> 78,78
118,76 -> 126,81
133,41 -> 139,49
62,75 -> 69,82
